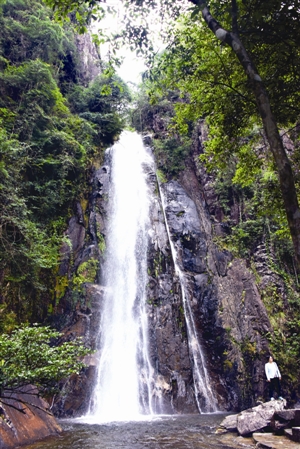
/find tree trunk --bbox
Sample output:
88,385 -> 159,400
189,0 -> 300,269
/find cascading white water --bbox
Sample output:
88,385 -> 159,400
87,131 -> 154,422
157,180 -> 218,413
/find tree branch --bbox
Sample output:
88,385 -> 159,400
187,0 -> 300,268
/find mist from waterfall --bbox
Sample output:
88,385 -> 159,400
87,131 -> 154,422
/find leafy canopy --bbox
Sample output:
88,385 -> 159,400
0,0 -> 131,324
0,325 -> 91,396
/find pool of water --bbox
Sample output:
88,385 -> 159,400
22,414 -> 255,449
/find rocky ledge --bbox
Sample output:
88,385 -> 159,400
253,432 -> 300,449
217,399 -> 300,448
0,386 -> 61,449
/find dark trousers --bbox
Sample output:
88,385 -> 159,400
269,377 -> 281,398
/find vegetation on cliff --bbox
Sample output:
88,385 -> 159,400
94,1 -> 300,400
0,325 -> 91,401
47,0 -> 300,271
135,6 -> 300,400
1,0 -> 300,407
0,0 -> 130,329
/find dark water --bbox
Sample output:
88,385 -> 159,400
23,414 -> 255,449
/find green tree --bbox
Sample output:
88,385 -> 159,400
68,72 -> 131,145
188,0 -> 300,269
0,325 -> 91,402
0,0 -> 78,87
0,0 -> 129,324
0,59 -> 96,321
46,0 -> 300,268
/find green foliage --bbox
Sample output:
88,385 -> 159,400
264,283 -> 300,391
0,305 -> 17,334
0,0 -> 78,86
130,86 -> 191,178
0,59 -> 96,319
68,73 -> 131,145
156,169 -> 167,184
97,231 -> 106,253
0,0 -> 129,324
0,324 -> 91,395
153,136 -> 191,177
73,258 -> 99,289
149,14 -> 264,173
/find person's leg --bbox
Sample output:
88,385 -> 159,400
273,378 -> 282,398
276,378 -> 282,397
269,378 -> 275,399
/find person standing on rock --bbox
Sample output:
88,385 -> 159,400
265,356 -> 283,401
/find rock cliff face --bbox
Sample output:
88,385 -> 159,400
75,33 -> 101,85
0,386 -> 61,449
145,159 -> 271,412
53,134 -> 273,416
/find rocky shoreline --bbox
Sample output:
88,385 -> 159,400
218,399 -> 300,448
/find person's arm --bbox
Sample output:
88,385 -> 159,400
275,362 -> 281,379
265,363 -> 270,381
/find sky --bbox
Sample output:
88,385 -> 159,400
93,0 -> 163,84
116,54 -> 147,85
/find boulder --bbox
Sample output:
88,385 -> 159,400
291,427 -> 300,443
216,414 -> 238,433
143,134 -> 153,146
271,409 -> 297,433
0,386 -> 61,449
237,399 -> 286,436
218,399 -> 287,436
294,409 -> 300,426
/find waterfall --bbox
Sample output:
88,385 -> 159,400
156,179 -> 218,413
87,131 -> 154,422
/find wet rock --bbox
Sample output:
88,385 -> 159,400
51,284 -> 105,417
253,432 -> 300,449
143,134 -> 153,146
237,400 -> 286,436
218,400 -> 287,437
271,409 -> 298,433
162,170 -> 272,410
216,414 -> 238,433
291,427 -> 300,442
0,386 -> 61,449
146,172 -> 199,414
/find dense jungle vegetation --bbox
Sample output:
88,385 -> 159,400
128,0 -> 300,395
129,1 -> 300,395
1,0 -> 300,403
0,0 -> 130,332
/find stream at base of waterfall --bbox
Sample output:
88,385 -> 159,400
23,414 -> 256,449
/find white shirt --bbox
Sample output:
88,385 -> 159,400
265,361 -> 281,381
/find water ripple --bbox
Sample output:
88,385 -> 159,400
22,414 -> 255,449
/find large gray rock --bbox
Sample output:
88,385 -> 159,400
218,400 -> 287,436
216,414 -> 238,433
237,400 -> 286,436
75,32 -> 101,84
271,409 -> 298,432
